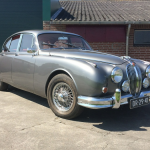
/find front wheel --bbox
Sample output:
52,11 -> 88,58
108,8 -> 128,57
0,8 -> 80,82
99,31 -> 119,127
47,74 -> 84,119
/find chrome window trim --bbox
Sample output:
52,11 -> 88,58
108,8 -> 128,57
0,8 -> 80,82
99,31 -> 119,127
17,34 -> 23,52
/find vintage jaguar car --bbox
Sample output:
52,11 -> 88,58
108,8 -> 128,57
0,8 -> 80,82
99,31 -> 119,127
1,30 -> 150,119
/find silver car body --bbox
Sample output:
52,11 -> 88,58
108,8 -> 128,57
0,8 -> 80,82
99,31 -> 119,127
1,30 -> 150,110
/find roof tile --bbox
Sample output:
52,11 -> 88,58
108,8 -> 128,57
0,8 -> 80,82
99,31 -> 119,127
51,1 -> 150,23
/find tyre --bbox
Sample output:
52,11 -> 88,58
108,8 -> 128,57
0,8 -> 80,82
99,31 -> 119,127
47,74 -> 84,119
0,81 -> 8,91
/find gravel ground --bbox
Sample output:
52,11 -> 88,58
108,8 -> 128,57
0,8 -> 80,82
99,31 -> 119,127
0,86 -> 150,150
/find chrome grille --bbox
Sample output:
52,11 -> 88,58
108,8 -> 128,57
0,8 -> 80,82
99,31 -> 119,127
126,64 -> 142,98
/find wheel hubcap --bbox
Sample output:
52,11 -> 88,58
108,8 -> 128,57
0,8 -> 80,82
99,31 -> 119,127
52,82 -> 74,112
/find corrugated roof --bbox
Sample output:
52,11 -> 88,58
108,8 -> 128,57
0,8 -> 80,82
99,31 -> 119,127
50,1 -> 150,24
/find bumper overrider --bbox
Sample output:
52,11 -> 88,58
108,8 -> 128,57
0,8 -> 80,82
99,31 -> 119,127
77,89 -> 150,109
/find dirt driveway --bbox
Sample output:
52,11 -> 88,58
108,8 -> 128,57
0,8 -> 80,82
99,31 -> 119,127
0,86 -> 150,150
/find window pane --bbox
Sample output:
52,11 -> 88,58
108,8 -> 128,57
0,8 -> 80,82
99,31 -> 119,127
9,35 -> 20,52
20,34 -> 33,52
134,30 -> 150,45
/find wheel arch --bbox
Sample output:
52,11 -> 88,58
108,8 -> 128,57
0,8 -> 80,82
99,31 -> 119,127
45,69 -> 78,96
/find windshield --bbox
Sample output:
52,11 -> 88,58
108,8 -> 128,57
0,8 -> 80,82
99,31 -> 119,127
38,33 -> 92,50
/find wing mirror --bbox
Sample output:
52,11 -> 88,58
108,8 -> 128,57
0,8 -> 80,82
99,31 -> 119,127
27,48 -> 36,53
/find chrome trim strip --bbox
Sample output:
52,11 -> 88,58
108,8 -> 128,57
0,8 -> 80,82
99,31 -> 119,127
50,54 -> 123,65
77,90 -> 150,109
17,34 -> 23,52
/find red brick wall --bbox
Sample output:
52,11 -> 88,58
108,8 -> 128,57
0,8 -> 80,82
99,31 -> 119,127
43,22 -> 150,61
128,25 -> 150,62
89,42 -> 126,56
43,22 -> 66,31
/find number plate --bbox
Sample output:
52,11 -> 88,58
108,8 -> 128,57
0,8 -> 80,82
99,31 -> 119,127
130,96 -> 149,109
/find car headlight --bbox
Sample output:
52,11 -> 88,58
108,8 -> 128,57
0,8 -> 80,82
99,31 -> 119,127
111,67 -> 123,83
122,80 -> 129,92
146,65 -> 150,78
143,78 -> 149,88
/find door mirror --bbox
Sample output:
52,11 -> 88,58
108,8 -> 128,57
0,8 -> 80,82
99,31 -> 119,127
27,48 -> 36,53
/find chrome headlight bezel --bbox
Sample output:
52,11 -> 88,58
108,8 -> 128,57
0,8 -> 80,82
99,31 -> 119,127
143,78 -> 149,88
122,80 -> 130,92
146,65 -> 150,78
111,67 -> 123,83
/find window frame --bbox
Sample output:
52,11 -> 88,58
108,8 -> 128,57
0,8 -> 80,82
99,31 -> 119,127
2,37 -> 12,52
134,29 -> 150,47
19,33 -> 37,53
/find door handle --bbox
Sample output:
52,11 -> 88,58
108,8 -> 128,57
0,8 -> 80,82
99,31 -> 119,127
15,53 -> 19,56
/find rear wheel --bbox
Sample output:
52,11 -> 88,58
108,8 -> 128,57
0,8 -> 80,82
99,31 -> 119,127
0,81 -> 8,91
47,74 -> 84,119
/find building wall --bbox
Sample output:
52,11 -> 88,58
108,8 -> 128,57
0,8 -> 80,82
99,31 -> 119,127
43,22 -> 150,61
0,0 -> 43,49
129,25 -> 150,62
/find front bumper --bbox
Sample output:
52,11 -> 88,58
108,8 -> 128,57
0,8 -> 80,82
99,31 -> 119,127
77,90 -> 150,109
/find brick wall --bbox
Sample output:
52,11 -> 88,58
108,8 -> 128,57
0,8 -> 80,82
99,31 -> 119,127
128,25 -> 150,62
43,22 -> 66,31
43,22 -> 150,61
89,42 -> 126,56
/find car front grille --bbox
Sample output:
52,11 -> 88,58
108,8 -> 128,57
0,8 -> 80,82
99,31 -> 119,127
126,64 -> 142,98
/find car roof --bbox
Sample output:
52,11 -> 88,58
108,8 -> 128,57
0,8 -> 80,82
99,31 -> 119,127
15,30 -> 81,37
3,30 -> 83,46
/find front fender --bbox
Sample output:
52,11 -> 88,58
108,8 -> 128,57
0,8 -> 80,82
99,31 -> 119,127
34,56 -> 115,97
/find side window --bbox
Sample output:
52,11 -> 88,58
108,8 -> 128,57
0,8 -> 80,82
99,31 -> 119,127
9,35 -> 20,52
3,38 -> 11,52
20,34 -> 36,52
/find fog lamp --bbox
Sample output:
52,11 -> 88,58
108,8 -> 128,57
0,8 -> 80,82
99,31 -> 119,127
143,78 -> 149,88
122,80 -> 129,92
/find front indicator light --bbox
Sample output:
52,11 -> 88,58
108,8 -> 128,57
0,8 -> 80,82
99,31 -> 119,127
102,87 -> 108,93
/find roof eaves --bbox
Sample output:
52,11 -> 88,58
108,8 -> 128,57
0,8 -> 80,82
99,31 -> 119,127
50,21 -> 150,25
51,7 -> 63,20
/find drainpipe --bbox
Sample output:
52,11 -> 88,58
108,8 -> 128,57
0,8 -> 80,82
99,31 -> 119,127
126,24 -> 131,56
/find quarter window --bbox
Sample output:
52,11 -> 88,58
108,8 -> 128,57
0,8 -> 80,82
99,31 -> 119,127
3,38 -> 11,52
9,35 -> 20,52
19,34 -> 34,52
134,30 -> 150,46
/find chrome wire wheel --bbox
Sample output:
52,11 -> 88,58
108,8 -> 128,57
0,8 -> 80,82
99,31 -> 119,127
52,82 -> 74,112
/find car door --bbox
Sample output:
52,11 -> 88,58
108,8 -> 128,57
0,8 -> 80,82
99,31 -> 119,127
12,33 -> 37,93
0,35 -> 20,84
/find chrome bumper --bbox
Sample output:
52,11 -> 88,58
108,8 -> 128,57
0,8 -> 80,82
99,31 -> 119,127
77,90 -> 150,109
